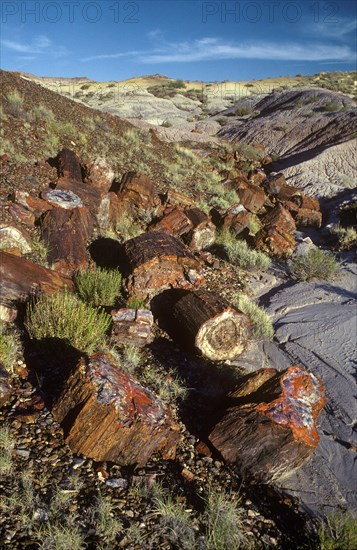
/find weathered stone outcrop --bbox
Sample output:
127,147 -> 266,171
209,365 -> 326,482
52,353 -> 180,466
172,290 -> 251,361
124,231 -> 204,299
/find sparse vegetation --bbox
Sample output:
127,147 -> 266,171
233,142 -> 265,162
75,267 -> 122,307
331,225 -> 357,250
216,229 -> 271,271
324,102 -> 340,112
126,295 -> 147,309
290,249 -> 339,281
36,524 -> 85,550
0,426 -> 14,475
234,107 -> 253,116
233,294 -> 274,340
152,487 -> 195,549
122,345 -> 142,370
0,321 -> 22,372
138,362 -> 188,404
204,487 -> 250,550
6,90 -> 26,119
92,492 -> 123,542
318,511 -> 357,550
112,209 -> 142,241
25,290 -> 111,353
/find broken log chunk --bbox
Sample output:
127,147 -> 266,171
294,194 -> 320,212
173,290 -> 251,361
0,251 -> 73,309
255,226 -> 296,257
0,364 -> 12,408
236,182 -> 267,213
41,206 -> 93,275
222,204 -> 251,236
165,189 -> 195,208
12,190 -> 53,218
111,308 -> 154,347
52,352 -> 180,466
54,177 -> 104,225
184,208 -> 216,251
152,207 -> 194,237
248,170 -> 267,186
55,148 -> 82,182
263,204 -> 296,233
118,172 -> 160,223
296,209 -> 322,228
264,173 -> 287,195
0,224 -> 32,254
124,231 -> 204,300
84,157 -> 114,194
8,204 -> 36,228
276,185 -> 301,202
42,188 -> 83,209
209,366 -> 326,483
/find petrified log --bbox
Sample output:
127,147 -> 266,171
185,208 -> 216,251
236,182 -> 267,213
55,148 -> 82,182
12,190 -> 53,219
118,172 -> 160,223
111,308 -> 154,347
41,188 -> 83,209
0,225 -> 32,254
152,207 -> 193,237
263,204 -> 296,233
255,226 -> 296,257
0,251 -> 73,309
124,231 -> 204,300
84,157 -> 114,194
54,177 -> 104,227
8,204 -> 36,227
52,353 -> 180,466
173,290 -> 251,361
248,170 -> 266,186
264,173 -> 287,195
209,366 -> 326,483
41,207 -> 93,275
0,364 -> 12,408
222,204 -> 251,235
295,209 -> 322,228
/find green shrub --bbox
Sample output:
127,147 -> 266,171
324,102 -> 339,112
216,229 -> 271,271
6,91 -> 26,118
204,487 -> 249,550
25,290 -> 111,354
331,225 -> 357,250
318,511 -> 357,550
232,294 -> 274,340
168,79 -> 186,89
290,249 -> 339,281
0,321 -> 22,372
75,267 -> 122,307
153,488 -> 195,549
234,142 -> 265,161
126,295 -> 147,309
234,107 -> 252,116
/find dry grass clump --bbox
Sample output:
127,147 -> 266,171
290,249 -> 339,281
0,426 -> 14,475
318,511 -> 357,550
331,225 -> 357,250
75,267 -> 122,307
25,290 -> 111,354
0,321 -> 22,372
216,229 -> 271,271
233,294 -> 274,340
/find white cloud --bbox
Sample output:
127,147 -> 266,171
306,19 -> 357,39
1,35 -> 68,58
80,37 -> 355,65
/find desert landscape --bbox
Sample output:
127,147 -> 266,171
0,64 -> 356,550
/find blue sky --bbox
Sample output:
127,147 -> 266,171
1,1 -> 356,81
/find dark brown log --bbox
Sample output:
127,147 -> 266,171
277,184 -> 301,202
264,173 -> 287,195
41,206 -> 93,275
222,204 -> 251,236
111,308 -> 154,347
237,182 -> 267,213
124,231 -> 204,300
152,207 -> 193,237
0,251 -> 73,309
55,177 -> 104,226
118,172 -> 160,223
8,204 -> 36,227
55,148 -> 82,182
209,366 -> 326,482
263,204 -> 296,233
52,353 -> 180,466
184,208 -> 216,251
293,194 -> 320,212
173,290 -> 251,361
255,226 -> 296,257
296,209 -> 322,228
12,190 -> 53,219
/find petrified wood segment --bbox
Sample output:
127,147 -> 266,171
111,308 -> 154,347
263,204 -> 296,233
152,207 -> 193,237
209,366 -> 326,483
0,251 -> 73,308
42,188 -> 83,210
118,172 -> 160,222
255,226 -> 296,257
55,177 -> 105,226
185,208 -> 216,251
41,207 -> 93,275
124,231 -> 204,299
173,290 -> 251,361
84,157 -> 114,194
52,353 -> 179,466
222,204 -> 251,236
236,182 -> 267,213
55,148 -> 82,182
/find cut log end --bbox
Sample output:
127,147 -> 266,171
196,308 -> 250,361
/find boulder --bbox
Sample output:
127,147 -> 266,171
52,353 -> 180,466
209,365 -> 326,482
255,225 -> 296,257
